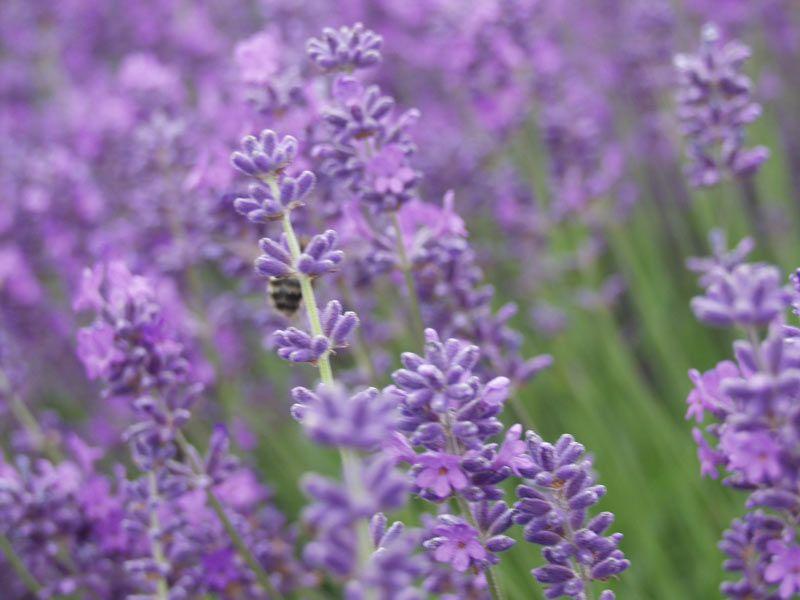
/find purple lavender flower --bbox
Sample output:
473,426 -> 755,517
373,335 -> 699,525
690,262 -> 791,327
297,230 -> 344,277
687,237 -> 800,597
231,130 -> 302,179
353,514 -> 426,600
765,540 -> 800,598
415,452 -> 469,499
424,516 -> 489,573
686,229 -> 755,285
0,450 -> 135,598
321,300 -> 359,348
272,327 -> 330,364
307,23 -> 383,73
235,171 -> 316,223
290,384 -> 396,450
514,432 -> 630,599
313,72 -> 420,213
674,24 -> 770,187
719,511 -> 783,598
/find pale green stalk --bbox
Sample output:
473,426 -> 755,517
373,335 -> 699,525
266,176 -> 373,592
174,432 -> 284,599
148,471 -> 170,600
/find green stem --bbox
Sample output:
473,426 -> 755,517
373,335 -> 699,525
279,209 -> 334,385
390,212 -> 426,346
148,471 -> 170,600
270,180 -> 373,595
0,533 -> 41,595
175,433 -> 283,599
205,487 -> 283,599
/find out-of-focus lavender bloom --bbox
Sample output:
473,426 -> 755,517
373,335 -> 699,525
307,23 -> 383,73
719,511 -> 784,598
272,327 -> 330,363
686,229 -> 755,285
351,515 -> 426,600
674,24 -> 769,187
291,384 -> 396,450
687,236 -> 800,597
314,72 -> 420,213
690,263 -> 791,327
0,447 -> 135,598
321,300 -> 359,348
514,432 -> 630,599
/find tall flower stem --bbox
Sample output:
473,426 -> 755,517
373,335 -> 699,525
0,533 -> 41,596
174,432 -> 284,599
147,471 -> 170,600
205,488 -> 282,599
267,178 -> 372,590
390,211 -> 426,346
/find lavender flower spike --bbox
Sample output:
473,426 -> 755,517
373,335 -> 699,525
674,24 -> 769,187
514,432 -> 630,599
307,23 -> 383,73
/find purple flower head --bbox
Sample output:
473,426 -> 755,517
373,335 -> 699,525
389,329 -> 506,451
255,235 -> 294,278
297,230 -> 344,277
685,360 -> 738,422
423,516 -> 489,573
290,383 -> 397,450
271,327 -> 329,364
719,510 -> 784,598
692,427 -> 726,479
491,423 -> 535,476
314,75 -> 420,213
720,429 -> 783,486
690,263 -> 791,328
235,171 -> 316,222
686,229 -> 755,287
515,431 -> 630,598
231,130 -> 299,179
355,516 -> 426,599
414,451 -> 468,500
321,300 -> 359,348
674,24 -> 769,187
361,144 -> 420,212
307,23 -> 383,73
765,540 -> 800,598
73,262 -> 188,398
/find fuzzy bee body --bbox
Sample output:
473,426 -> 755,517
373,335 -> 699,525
268,276 -> 303,317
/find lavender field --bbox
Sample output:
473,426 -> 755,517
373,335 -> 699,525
2,1 -> 800,598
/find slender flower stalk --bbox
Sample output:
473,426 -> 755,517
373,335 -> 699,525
0,533 -> 42,596
232,129 -> 391,595
147,471 -> 170,600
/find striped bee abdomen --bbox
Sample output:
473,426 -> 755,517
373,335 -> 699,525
268,276 -> 303,316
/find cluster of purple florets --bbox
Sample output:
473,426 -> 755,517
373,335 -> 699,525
687,230 -> 800,598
